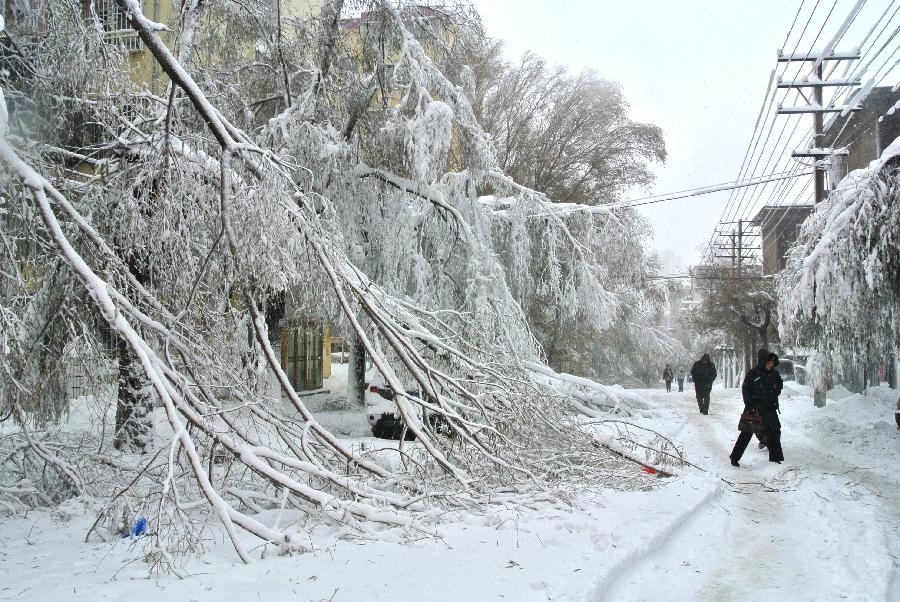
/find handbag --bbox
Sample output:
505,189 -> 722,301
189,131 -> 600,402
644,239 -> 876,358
738,408 -> 764,434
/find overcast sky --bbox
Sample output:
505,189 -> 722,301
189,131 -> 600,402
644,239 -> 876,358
473,0 -> 894,269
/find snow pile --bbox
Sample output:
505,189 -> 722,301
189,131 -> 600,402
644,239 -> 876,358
795,385 -> 899,475
53,496 -> 103,523
825,384 -> 856,401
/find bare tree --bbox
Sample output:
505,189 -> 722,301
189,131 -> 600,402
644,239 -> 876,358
475,51 -> 667,205
686,266 -> 778,372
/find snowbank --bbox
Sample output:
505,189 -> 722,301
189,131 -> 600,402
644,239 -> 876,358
796,384 -> 900,475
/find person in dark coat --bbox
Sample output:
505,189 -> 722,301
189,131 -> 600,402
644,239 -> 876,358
663,364 -> 674,392
690,353 -> 717,414
895,395 -> 900,430
730,349 -> 784,466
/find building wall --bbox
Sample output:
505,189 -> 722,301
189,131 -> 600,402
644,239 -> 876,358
876,106 -> 900,156
761,228 -> 781,276
756,207 -> 812,276
824,86 -> 900,185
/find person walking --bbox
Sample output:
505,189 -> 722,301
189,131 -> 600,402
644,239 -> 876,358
662,364 -> 674,393
690,353 -> 717,414
895,394 -> 900,430
730,349 -> 785,466
676,368 -> 686,392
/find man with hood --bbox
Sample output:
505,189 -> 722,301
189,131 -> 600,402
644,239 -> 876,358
690,353 -> 717,414
730,349 -> 784,466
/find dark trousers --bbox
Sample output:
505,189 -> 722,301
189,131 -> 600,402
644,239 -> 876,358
731,428 -> 783,462
677,379 -> 684,392
766,428 -> 784,462
696,388 -> 710,413
665,380 -> 672,392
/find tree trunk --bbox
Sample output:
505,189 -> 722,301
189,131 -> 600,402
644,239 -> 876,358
264,291 -> 285,347
347,332 -> 366,405
743,331 -> 753,373
314,0 -> 344,105
113,337 -> 152,451
114,258 -> 152,452
758,325 -> 769,350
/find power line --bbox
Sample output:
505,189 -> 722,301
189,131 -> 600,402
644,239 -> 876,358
782,0 -> 810,50
533,171 -> 815,219
746,27 -> 900,244
707,0 -> 820,253
610,170 -> 813,210
707,0 -> 835,259
753,54 -> 900,245
647,274 -> 771,281
716,0 -> 839,239
714,1 -> 900,264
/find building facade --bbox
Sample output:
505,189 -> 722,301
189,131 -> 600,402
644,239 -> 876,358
751,204 -> 814,276
823,86 -> 900,187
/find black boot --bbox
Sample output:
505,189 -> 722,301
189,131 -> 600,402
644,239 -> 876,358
729,455 -> 740,467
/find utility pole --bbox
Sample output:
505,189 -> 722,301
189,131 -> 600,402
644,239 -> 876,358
777,48 -> 861,407
777,50 -> 860,207
730,232 -> 737,269
813,64 -> 826,203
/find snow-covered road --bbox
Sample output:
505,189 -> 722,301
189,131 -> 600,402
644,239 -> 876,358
1,383 -> 897,601
601,385 -> 900,601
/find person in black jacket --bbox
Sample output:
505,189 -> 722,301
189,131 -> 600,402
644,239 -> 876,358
730,349 -> 784,466
662,364 -> 674,392
690,353 -> 717,414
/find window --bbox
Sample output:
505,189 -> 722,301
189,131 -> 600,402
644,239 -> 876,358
89,0 -> 143,53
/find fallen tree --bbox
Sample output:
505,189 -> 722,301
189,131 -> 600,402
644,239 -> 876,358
0,0 -> 666,568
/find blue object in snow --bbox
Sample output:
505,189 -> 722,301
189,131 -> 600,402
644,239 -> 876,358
122,517 -> 148,538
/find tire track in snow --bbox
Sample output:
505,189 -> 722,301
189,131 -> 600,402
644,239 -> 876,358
587,389 -> 729,601
595,387 -> 900,601
587,479 -> 723,602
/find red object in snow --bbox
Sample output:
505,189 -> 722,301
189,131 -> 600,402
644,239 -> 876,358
642,466 -> 658,475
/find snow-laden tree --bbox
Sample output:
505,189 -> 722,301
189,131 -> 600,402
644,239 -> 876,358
777,138 -> 900,391
0,0 -> 668,565
459,39 -> 676,382
481,195 -> 684,384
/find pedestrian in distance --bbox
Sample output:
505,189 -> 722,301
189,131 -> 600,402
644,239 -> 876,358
676,368 -> 685,392
895,394 -> 899,430
663,364 -> 674,393
730,349 -> 785,467
690,353 -> 717,414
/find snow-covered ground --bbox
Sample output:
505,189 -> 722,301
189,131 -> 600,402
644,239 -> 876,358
1,382 -> 897,601
600,382 -> 900,601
